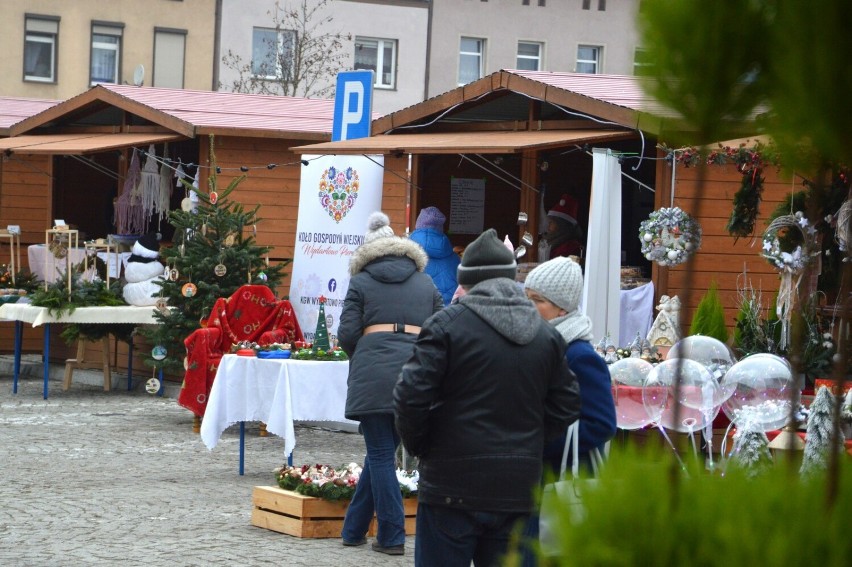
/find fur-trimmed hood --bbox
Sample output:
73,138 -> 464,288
349,236 -> 428,276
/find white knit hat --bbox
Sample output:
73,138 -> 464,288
364,211 -> 394,243
524,256 -> 583,313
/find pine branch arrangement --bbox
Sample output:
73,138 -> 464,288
730,429 -> 773,478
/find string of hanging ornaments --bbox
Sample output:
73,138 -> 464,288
761,211 -> 818,349
638,206 -> 702,267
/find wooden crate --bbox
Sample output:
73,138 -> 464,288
251,485 -> 417,538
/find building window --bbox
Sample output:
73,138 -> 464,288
459,37 -> 485,86
354,37 -> 397,89
90,23 -> 123,85
252,27 -> 297,80
576,45 -> 602,74
153,28 -> 186,88
582,0 -> 590,8
24,15 -> 60,83
516,41 -> 542,71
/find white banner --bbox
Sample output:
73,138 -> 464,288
288,154 -> 385,343
582,148 -> 622,345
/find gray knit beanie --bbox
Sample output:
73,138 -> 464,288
364,211 -> 394,243
524,256 -> 583,313
457,228 -> 517,286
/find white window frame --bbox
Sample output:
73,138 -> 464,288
252,27 -> 297,80
458,36 -> 485,86
516,41 -> 543,71
576,44 -> 602,74
90,24 -> 123,85
354,37 -> 397,89
24,16 -> 59,83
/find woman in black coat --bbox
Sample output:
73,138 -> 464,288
338,212 -> 443,555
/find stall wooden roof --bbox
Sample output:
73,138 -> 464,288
0,132 -> 184,154
0,97 -> 59,136
9,84 -> 339,141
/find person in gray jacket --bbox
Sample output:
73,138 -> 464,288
338,211 -> 443,556
394,228 -> 580,566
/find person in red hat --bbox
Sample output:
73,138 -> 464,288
538,194 -> 585,261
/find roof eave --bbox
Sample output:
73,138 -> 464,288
9,85 -> 196,139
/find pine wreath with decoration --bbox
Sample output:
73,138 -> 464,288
638,207 -> 702,267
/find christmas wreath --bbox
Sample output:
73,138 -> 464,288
638,207 -> 702,267
761,211 -> 815,274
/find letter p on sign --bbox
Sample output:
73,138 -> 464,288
332,70 -> 374,142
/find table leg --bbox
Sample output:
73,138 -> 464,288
12,320 -> 22,394
239,422 -> 246,476
43,323 -> 50,400
127,339 -> 133,391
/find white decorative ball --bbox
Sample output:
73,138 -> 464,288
685,242 -> 694,251
667,250 -> 679,261
643,233 -> 653,242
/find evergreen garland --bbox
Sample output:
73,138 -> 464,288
726,169 -> 764,240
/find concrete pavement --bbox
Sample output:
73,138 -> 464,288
0,356 -> 416,566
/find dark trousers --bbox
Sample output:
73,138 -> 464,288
415,503 -> 527,567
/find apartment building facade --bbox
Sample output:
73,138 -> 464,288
0,0 -> 217,100
427,0 -> 642,97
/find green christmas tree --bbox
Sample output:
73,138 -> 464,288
140,136 -> 285,374
689,281 -> 729,343
313,297 -> 330,352
800,385 -> 846,476
730,429 -> 773,478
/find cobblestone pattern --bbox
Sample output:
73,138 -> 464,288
0,363 -> 416,566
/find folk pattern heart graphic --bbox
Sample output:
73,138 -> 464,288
318,166 -> 360,223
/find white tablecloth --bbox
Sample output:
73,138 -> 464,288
200,355 -> 352,457
28,244 -> 131,283
0,303 -> 160,327
619,281 -> 655,346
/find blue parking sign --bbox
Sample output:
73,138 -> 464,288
332,70 -> 374,141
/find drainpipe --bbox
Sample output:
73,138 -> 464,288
423,0 -> 433,100
212,0 -> 223,90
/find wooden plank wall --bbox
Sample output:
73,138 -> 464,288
0,154 -> 53,355
653,161 -> 794,332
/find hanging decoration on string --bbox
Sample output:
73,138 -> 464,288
761,211 -> 817,349
114,149 -> 145,235
638,206 -> 702,267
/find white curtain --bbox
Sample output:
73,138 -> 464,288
582,148 -> 622,345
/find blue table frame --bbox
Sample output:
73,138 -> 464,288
1,303 -> 164,399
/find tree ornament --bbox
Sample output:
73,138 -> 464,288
169,268 -> 179,281
155,297 -> 169,315
258,271 -> 268,282
209,191 -> 218,205
145,376 -> 161,394
638,207 -> 702,267
223,233 -> 236,247
181,282 -> 197,297
180,197 -> 193,212
214,263 -> 227,277
151,345 -> 167,360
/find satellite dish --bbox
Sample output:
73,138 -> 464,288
132,64 -> 145,86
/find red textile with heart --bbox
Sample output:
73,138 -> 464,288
178,285 -> 303,417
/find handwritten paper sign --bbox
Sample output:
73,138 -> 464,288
449,177 -> 485,234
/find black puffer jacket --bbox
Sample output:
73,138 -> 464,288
394,278 -> 580,512
339,236 -> 443,421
